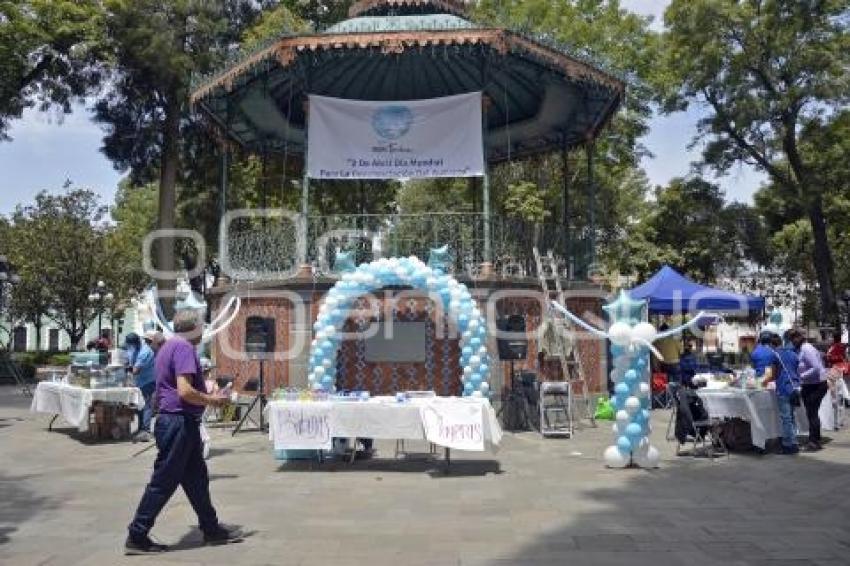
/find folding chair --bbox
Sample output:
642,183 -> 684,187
672,388 -> 727,460
651,372 -> 669,409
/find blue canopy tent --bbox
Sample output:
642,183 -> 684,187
628,266 -> 765,315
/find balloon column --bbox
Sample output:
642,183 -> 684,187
551,292 -> 705,469
307,249 -> 491,397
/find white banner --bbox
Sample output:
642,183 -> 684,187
307,92 -> 484,180
420,399 -> 486,451
268,402 -> 333,451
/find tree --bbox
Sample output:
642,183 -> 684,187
106,180 -> 158,299
8,189 -> 121,349
94,1 -> 265,312
0,0 -> 105,140
660,0 -> 850,323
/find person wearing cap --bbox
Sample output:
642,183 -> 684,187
125,332 -> 156,442
144,330 -> 165,354
750,331 -> 776,378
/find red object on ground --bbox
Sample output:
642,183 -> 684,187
651,372 -> 668,393
826,343 -> 849,376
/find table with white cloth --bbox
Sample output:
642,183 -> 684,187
31,381 -> 144,433
266,396 -> 502,467
696,388 -> 809,449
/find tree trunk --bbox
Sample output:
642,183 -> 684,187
156,97 -> 181,319
34,321 -> 42,352
807,194 -> 839,325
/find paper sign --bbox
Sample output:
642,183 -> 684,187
421,400 -> 485,451
269,402 -> 333,451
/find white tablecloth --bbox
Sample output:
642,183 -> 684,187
697,389 -> 809,449
31,381 -> 144,432
267,397 -> 502,452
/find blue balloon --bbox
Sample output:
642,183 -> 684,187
614,383 -> 629,397
321,375 -> 334,387
634,357 -> 648,370
610,345 -> 625,357
457,314 -> 470,331
461,346 -> 473,358
478,364 -> 489,377
617,435 -> 632,454
463,382 -> 474,395
624,369 -> 638,385
320,339 -> 333,352
625,423 -> 642,439
470,337 -> 482,349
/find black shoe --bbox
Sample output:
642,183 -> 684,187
203,524 -> 244,545
804,441 -> 822,452
125,535 -> 168,555
781,445 -> 800,455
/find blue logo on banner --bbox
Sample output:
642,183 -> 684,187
371,105 -> 414,140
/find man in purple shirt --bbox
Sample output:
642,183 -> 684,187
126,310 -> 242,555
790,329 -> 828,451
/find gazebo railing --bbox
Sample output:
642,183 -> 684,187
223,212 -> 591,281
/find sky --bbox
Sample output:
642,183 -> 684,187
0,0 -> 766,216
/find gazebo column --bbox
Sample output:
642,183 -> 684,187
586,141 -> 596,273
297,98 -> 312,278
561,139 -> 571,278
479,94 -> 493,278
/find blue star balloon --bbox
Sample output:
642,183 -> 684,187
333,250 -> 357,273
427,245 -> 451,273
603,290 -> 647,325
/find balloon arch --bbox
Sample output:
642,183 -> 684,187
307,255 -> 492,397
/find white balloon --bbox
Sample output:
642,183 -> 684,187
477,346 -> 488,357
463,366 -> 473,377
625,396 -> 640,415
462,331 -> 473,341
472,390 -> 483,398
604,445 -> 629,468
632,322 -> 657,345
471,307 -> 481,319
314,366 -> 325,377
326,297 -> 339,308
610,368 -> 626,383
615,410 -> 630,427
449,300 -> 461,312
322,358 -> 333,369
426,277 -> 438,289
469,355 -> 481,369
613,355 -> 632,370
638,382 -> 651,397
479,382 -> 490,394
468,319 -> 480,331
608,322 -> 633,347
635,445 -> 660,468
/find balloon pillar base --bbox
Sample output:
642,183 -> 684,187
295,264 -> 313,279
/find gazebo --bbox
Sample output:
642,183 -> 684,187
191,0 -> 625,276
191,0 -> 625,396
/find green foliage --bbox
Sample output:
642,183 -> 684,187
660,0 -> 850,322
107,180 -> 158,297
0,0 -> 105,139
242,3 -> 310,47
503,181 -> 550,223
398,179 -> 473,214
6,189 -> 122,348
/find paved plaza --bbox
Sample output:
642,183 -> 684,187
1,386 -> 849,566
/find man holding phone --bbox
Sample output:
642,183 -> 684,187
125,310 -> 242,555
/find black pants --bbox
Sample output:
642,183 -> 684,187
128,413 -> 219,539
801,381 -> 829,444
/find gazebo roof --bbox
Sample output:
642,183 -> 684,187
190,2 -> 626,163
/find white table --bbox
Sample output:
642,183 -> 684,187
266,397 -> 502,463
697,388 -> 809,449
31,381 -> 144,432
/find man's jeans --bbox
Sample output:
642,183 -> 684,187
138,382 -> 155,433
128,413 -> 219,539
776,394 -> 798,449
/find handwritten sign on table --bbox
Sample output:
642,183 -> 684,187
270,402 -> 332,451
421,400 -> 485,451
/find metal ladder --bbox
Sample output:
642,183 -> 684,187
534,248 -> 596,434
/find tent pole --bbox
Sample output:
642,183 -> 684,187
562,138 -> 571,277
480,93 -> 492,277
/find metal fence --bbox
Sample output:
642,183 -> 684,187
224,212 -> 592,281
